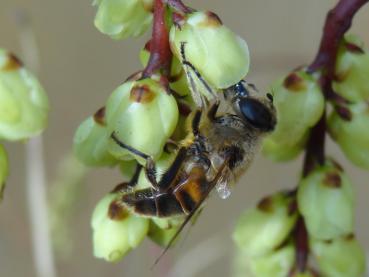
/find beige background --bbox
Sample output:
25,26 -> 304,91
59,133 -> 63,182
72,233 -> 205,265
0,0 -> 368,276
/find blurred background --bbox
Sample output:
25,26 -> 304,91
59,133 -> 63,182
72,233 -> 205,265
0,0 -> 368,276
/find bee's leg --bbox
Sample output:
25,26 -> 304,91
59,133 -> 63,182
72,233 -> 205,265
111,132 -> 160,190
179,42 -> 217,107
191,109 -> 202,136
157,146 -> 188,191
122,188 -> 185,217
207,100 -> 220,121
111,164 -> 143,193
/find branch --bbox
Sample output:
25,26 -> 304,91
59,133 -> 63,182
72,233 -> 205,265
303,0 -> 369,176
142,0 -> 172,79
295,0 -> 368,273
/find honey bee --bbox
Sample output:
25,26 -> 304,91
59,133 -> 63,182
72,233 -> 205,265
110,42 -> 276,261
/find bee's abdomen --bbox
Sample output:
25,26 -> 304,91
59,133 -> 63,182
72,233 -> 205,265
122,189 -> 184,217
174,167 -> 208,214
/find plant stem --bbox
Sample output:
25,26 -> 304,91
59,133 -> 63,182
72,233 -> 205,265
13,10 -> 57,277
304,0 -> 369,175
295,0 -> 368,273
142,0 -> 172,79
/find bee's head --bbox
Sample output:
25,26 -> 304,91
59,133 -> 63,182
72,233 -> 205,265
225,80 -> 276,132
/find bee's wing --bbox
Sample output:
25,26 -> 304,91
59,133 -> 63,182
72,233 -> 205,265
151,160 -> 229,268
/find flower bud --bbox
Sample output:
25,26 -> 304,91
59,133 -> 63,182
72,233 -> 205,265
73,108 -> 118,166
265,70 -> 324,149
119,160 -> 139,180
170,11 -> 250,89
0,49 -> 49,140
311,236 -> 366,277
233,192 -> 297,257
333,34 -> 369,102
148,219 -> 180,247
247,244 -> 295,277
0,144 -> 9,200
328,102 -> 369,169
297,164 -> 354,240
94,0 -> 153,40
105,79 -> 179,162
262,131 -> 308,162
91,193 -> 149,262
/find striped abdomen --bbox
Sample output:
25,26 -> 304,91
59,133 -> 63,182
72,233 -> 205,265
121,167 -> 209,218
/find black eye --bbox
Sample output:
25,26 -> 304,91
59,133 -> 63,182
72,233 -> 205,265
239,98 -> 275,131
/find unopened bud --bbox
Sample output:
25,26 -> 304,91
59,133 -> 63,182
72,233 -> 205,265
170,11 -> 249,89
94,0 -> 153,40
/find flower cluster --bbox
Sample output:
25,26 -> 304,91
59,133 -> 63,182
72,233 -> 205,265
233,0 -> 368,275
0,49 -> 49,200
75,0 -> 250,262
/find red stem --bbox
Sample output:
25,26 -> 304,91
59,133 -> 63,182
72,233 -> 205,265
296,0 -> 368,273
142,0 -> 172,78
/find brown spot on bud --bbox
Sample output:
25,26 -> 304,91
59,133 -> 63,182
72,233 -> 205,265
141,0 -> 154,12
345,42 -> 365,54
287,200 -> 298,216
323,239 -> 334,244
336,106 -> 352,121
323,171 -> 342,188
198,11 -> 222,28
257,196 -> 274,212
144,40 -> 152,52
130,84 -> 155,103
334,69 -> 350,82
108,200 -> 129,221
283,73 -> 307,92
2,53 -> 23,71
93,107 -> 106,126
345,233 -> 355,241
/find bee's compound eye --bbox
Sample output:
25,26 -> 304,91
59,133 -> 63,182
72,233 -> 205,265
239,98 -> 275,131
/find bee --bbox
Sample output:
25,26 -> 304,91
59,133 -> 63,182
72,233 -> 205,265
110,42 -> 276,262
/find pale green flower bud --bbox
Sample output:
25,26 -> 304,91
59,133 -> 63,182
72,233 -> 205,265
119,159 -> 139,180
265,70 -> 324,149
233,192 -> 298,257
311,236 -> 366,277
73,108 -> 118,166
0,144 -> 9,200
106,79 -> 178,162
262,130 -> 309,162
333,34 -> 369,102
170,11 -> 250,89
0,49 -> 48,140
91,193 -> 149,262
148,219 -> 180,247
247,244 -> 295,277
94,0 -> 153,40
328,102 -> 369,169
297,164 -> 354,240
